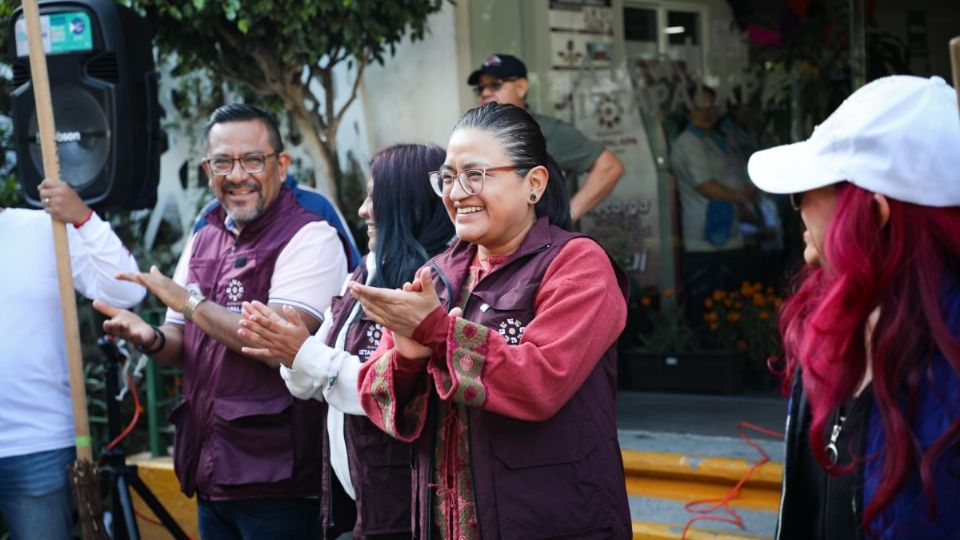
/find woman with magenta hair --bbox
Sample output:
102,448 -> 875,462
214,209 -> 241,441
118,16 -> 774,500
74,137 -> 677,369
748,75 -> 960,539
236,144 -> 454,539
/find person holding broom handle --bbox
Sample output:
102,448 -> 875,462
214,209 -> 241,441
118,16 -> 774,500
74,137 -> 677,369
0,178 -> 145,540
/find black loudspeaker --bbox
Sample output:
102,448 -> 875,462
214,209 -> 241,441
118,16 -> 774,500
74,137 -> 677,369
7,0 -> 165,211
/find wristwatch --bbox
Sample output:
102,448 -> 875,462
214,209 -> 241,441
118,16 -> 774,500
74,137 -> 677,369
183,291 -> 207,321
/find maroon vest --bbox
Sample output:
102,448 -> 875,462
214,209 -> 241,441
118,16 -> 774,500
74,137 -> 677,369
414,218 -> 632,539
169,187 -> 334,500
321,257 -> 414,538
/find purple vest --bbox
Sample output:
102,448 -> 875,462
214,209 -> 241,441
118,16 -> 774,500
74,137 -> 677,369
169,186 -> 334,500
415,218 -> 632,539
321,257 -> 414,538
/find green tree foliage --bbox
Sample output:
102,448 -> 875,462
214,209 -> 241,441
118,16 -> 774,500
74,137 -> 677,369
126,0 -> 446,207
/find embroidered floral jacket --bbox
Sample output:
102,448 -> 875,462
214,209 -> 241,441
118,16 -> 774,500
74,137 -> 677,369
359,218 -> 632,540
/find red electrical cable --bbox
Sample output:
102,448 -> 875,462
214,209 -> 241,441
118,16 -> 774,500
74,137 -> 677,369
105,370 -> 142,451
680,421 -> 785,539
106,369 -> 198,540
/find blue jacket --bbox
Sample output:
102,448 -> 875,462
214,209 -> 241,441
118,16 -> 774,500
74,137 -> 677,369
778,283 -> 960,539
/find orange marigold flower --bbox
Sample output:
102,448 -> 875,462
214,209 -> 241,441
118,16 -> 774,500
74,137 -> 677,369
663,288 -> 674,297
709,323 -> 719,332
759,311 -> 770,320
704,298 -> 715,308
727,312 -> 742,322
641,297 -> 652,306
713,290 -> 726,301
753,293 -> 766,307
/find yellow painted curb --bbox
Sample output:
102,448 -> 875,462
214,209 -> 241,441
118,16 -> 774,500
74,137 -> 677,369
632,520 -> 772,540
623,450 -> 783,487
126,453 -> 199,540
623,450 -> 782,512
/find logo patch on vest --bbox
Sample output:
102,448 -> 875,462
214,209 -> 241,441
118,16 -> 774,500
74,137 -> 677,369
498,318 -> 525,345
225,279 -> 245,303
358,323 -> 383,361
366,323 -> 383,345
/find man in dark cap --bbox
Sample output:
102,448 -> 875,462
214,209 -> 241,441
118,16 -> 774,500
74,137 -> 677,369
468,53 -> 624,221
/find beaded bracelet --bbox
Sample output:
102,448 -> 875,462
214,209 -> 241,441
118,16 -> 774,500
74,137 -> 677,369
136,325 -> 166,355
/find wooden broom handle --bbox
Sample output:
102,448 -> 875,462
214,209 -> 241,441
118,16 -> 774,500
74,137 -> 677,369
21,0 -> 93,462
952,37 -> 960,115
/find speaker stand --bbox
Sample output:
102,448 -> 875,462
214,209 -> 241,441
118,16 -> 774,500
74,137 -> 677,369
98,336 -> 190,540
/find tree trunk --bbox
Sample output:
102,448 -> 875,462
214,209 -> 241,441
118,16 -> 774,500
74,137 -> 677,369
287,103 -> 338,198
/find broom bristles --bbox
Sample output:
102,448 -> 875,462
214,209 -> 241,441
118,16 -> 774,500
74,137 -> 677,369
68,459 -> 109,540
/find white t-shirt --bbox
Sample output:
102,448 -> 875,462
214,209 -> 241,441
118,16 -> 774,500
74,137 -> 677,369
0,209 -> 145,458
280,254 -> 375,500
670,127 -> 750,253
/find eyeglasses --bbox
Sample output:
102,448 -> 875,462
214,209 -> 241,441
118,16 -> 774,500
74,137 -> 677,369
790,192 -> 804,211
472,78 -> 518,96
428,165 -> 519,197
204,153 -> 278,176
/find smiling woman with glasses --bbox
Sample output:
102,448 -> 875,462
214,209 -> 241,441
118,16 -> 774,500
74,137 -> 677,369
349,102 -> 632,540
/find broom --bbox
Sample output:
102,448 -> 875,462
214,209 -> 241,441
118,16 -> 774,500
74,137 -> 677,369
20,1 -> 108,538
952,37 -> 960,114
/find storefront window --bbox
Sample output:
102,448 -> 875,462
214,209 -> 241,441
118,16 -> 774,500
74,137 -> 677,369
503,0 -> 954,394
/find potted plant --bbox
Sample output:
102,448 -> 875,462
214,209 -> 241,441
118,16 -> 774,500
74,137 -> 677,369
623,288 -> 744,394
702,281 -> 784,391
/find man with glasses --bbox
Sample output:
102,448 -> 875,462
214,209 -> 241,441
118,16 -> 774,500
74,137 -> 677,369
468,53 -> 624,221
94,104 -> 356,539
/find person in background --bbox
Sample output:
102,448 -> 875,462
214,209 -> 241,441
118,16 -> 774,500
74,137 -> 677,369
469,53 -> 624,222
0,178 -> 145,539
351,103 -> 631,539
749,75 -> 960,539
236,143 -> 455,539
670,84 -> 758,325
94,104 -> 352,540
718,90 -> 786,284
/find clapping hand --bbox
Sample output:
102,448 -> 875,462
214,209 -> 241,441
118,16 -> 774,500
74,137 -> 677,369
238,301 -> 310,367
349,267 -> 441,337
350,267 -> 443,360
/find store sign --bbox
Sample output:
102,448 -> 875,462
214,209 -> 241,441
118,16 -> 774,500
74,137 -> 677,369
572,69 -> 661,282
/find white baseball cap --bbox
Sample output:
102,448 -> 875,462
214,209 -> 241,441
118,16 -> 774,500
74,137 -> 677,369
748,75 -> 960,207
